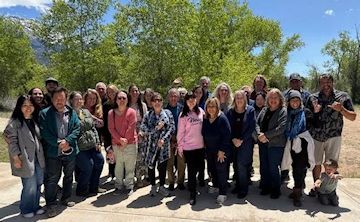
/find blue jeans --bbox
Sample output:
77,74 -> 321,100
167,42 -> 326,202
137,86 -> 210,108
76,148 -> 104,194
259,144 -> 284,194
44,156 -> 75,206
206,151 -> 228,195
20,160 -> 44,214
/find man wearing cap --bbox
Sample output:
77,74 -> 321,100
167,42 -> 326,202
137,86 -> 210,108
44,77 -> 59,107
283,73 -> 310,102
306,74 -> 356,196
281,73 -> 311,182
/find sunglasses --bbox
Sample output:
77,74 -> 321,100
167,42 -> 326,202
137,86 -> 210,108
117,96 -> 127,100
152,99 -> 163,102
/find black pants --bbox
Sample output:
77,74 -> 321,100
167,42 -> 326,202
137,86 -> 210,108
148,152 -> 168,186
291,138 -> 309,189
206,151 -> 228,195
184,148 -> 205,196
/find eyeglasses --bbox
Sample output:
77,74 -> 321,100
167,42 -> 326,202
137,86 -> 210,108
152,99 -> 163,102
221,89 -> 228,92
117,97 -> 127,100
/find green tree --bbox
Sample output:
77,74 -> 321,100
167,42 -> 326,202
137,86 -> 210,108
0,17 -> 45,96
37,0 -> 113,91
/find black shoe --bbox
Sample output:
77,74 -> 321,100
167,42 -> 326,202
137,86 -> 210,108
199,180 -> 205,187
189,198 -> 196,205
168,184 -> 175,191
260,189 -> 271,195
237,193 -> 247,199
270,192 -> 281,199
177,183 -> 186,190
308,188 -> 317,197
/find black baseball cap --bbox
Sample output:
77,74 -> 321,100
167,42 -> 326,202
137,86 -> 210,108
289,73 -> 302,81
45,77 -> 59,85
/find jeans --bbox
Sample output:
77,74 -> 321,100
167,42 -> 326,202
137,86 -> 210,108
113,144 -> 137,189
206,151 -> 228,195
20,160 -> 44,214
183,148 -> 205,197
45,156 -> 76,206
259,144 -> 284,194
76,148 -> 104,194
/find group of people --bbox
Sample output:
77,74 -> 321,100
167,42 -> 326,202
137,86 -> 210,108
4,73 -> 357,218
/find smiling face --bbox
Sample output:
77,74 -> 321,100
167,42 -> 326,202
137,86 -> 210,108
71,93 -> 83,110
186,97 -> 197,111
267,91 -> 281,110
206,100 -> 219,118
289,97 -> 301,109
319,76 -> 334,97
85,92 -> 97,109
21,99 -> 35,119
30,88 -> 44,105
193,87 -> 203,101
151,95 -> 163,112
168,90 -> 179,107
116,91 -> 128,108
130,86 -> 140,101
219,85 -> 229,99
255,94 -> 265,108
52,91 -> 67,112
254,77 -> 265,91
96,83 -> 106,99
234,92 -> 246,110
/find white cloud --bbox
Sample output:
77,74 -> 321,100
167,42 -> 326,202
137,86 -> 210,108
0,0 -> 51,12
324,9 -> 334,16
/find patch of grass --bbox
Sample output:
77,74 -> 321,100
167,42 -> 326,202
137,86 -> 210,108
0,136 -> 9,162
0,111 -> 11,118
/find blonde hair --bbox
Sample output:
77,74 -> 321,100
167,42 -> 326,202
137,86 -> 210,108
266,88 -> 285,108
84,88 -> 103,119
204,97 -> 220,119
231,90 -> 248,109
213,82 -> 233,106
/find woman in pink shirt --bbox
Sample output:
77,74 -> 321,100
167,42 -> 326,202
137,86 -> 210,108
108,90 -> 138,196
177,92 -> 205,205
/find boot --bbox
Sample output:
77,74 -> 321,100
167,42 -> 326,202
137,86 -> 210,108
293,188 -> 302,207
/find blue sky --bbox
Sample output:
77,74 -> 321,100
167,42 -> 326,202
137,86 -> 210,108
1,0 -> 359,77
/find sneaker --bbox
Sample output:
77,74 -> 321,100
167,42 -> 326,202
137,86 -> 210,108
208,186 -> 219,194
177,183 -> 186,190
47,205 -> 57,218
150,185 -> 157,196
168,184 -> 175,191
113,188 -> 123,196
61,200 -> 75,207
22,212 -> 34,218
36,208 -> 46,215
158,186 -> 170,197
97,187 -> 107,193
126,189 -> 134,196
216,195 -> 227,205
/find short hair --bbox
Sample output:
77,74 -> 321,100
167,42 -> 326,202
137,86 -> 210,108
199,76 -> 210,84
324,159 -> 339,169
231,90 -> 248,109
319,73 -> 334,83
51,86 -> 68,98
204,97 -> 220,119
151,92 -> 163,102
265,88 -> 285,108
167,88 -> 179,97
95,82 -> 106,90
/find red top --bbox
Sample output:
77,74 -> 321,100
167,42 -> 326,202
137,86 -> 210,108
108,108 -> 138,145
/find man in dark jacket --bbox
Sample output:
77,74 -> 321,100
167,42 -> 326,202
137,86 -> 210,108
39,87 -> 80,218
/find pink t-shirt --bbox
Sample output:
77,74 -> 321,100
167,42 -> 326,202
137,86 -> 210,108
177,108 -> 204,152
108,108 -> 138,145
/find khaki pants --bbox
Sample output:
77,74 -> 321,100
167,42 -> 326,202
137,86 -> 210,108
113,144 -> 137,189
167,136 -> 186,185
314,137 -> 341,165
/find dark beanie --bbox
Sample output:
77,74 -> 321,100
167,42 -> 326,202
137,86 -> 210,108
288,90 -> 302,102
